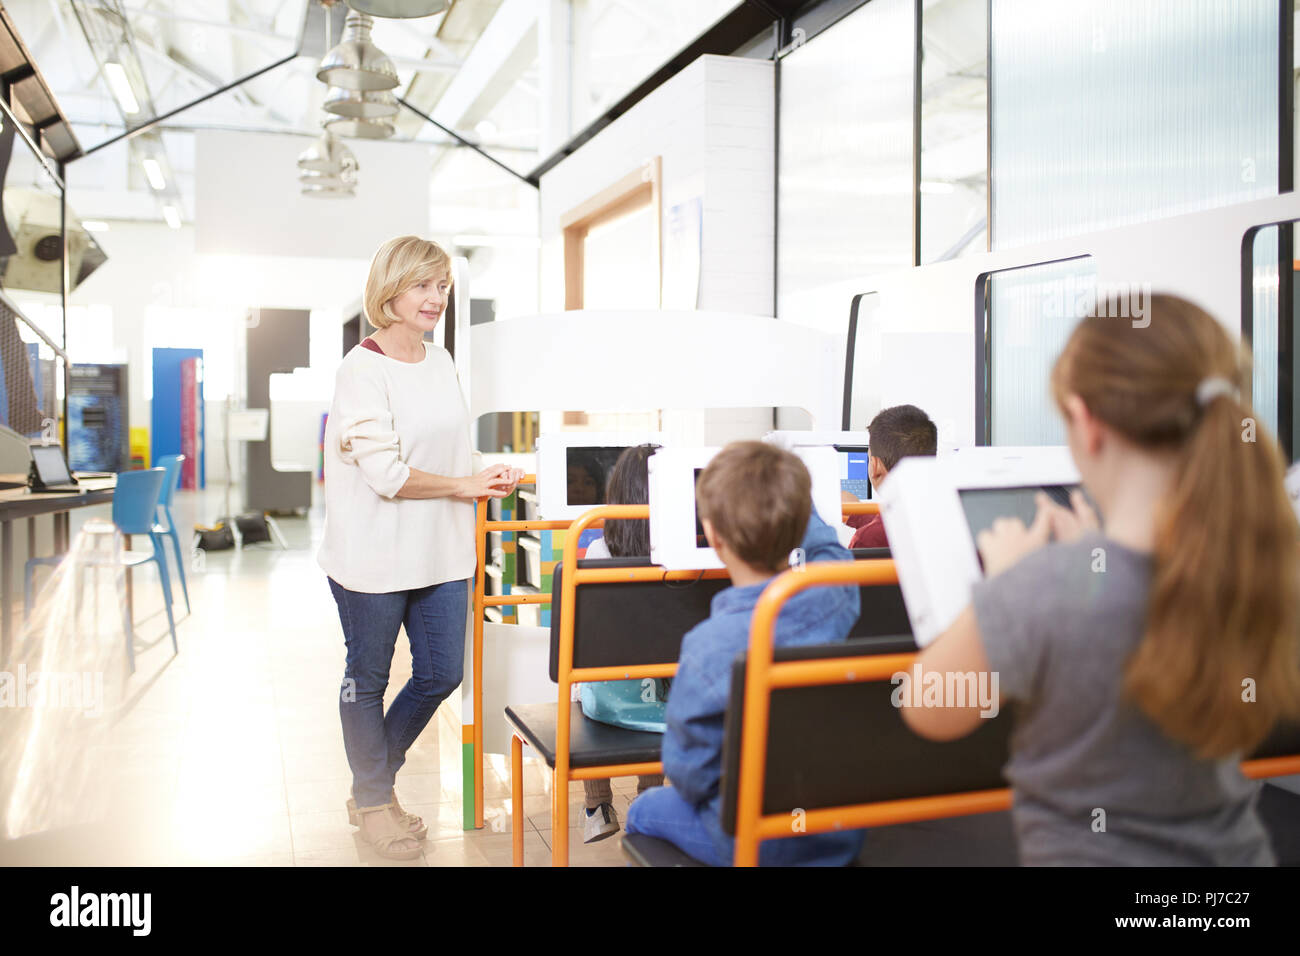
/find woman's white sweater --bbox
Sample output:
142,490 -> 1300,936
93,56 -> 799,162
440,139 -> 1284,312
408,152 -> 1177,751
317,342 -> 475,593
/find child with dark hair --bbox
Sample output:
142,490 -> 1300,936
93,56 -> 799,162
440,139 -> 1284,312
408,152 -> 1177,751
844,404 -> 937,549
625,442 -> 865,865
576,443 -> 666,843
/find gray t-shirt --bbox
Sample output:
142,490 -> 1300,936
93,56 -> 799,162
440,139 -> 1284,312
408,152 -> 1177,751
971,532 -> 1273,866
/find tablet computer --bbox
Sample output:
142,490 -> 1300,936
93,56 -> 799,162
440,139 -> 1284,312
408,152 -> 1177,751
535,431 -> 664,520
647,445 -> 844,570
881,446 -> 1081,646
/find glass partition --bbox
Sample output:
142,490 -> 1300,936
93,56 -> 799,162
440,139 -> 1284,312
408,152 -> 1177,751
777,0 -> 915,330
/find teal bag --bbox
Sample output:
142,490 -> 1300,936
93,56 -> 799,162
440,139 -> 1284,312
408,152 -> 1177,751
580,678 -> 669,734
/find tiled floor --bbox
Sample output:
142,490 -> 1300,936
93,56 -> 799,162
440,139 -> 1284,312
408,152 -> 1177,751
0,486 -> 634,867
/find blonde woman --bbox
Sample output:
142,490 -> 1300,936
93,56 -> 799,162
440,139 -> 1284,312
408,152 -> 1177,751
318,236 -> 522,860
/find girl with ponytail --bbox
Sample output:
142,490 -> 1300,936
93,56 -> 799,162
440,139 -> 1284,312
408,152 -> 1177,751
902,293 -> 1300,865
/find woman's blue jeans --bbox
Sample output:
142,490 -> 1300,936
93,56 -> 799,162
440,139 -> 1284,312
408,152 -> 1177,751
328,577 -> 468,808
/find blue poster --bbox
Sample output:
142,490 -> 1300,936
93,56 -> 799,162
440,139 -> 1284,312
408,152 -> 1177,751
68,364 -> 128,472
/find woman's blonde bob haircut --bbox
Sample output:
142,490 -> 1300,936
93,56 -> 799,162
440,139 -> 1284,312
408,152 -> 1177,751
364,235 -> 452,330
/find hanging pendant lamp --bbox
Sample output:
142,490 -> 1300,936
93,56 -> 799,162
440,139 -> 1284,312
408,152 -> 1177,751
299,157 -> 359,189
324,114 -> 395,139
344,1 -> 450,18
323,87 -> 399,119
316,12 -> 398,91
302,183 -> 357,199
296,132 -> 358,173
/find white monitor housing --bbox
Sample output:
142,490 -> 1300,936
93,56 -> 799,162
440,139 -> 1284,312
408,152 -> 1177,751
648,445 -> 844,570
765,430 -> 872,503
536,431 -> 663,520
881,445 -> 1081,646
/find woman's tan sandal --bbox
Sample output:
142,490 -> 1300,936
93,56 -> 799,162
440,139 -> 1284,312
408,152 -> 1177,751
390,790 -> 428,841
353,802 -> 422,860
347,794 -> 427,841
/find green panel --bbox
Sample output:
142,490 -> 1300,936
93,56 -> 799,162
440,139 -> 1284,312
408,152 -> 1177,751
462,742 -> 475,830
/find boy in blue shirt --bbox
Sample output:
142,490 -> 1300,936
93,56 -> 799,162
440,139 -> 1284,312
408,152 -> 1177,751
625,441 -> 864,865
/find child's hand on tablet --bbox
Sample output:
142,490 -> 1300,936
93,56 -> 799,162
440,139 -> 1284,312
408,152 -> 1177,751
1042,489 -> 1100,543
976,494 -> 1053,577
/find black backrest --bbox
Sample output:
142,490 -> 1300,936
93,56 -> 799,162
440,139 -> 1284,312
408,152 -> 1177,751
1252,720 -> 1300,760
847,549 -> 914,644
718,639 -> 1013,834
547,559 -> 728,681
850,547 -> 892,561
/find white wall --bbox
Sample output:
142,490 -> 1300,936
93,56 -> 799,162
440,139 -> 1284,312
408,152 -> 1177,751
58,220 -> 365,484
194,130 -> 431,260
535,54 -> 778,444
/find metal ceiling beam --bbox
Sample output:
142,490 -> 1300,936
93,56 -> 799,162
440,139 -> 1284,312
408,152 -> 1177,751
397,95 -> 535,188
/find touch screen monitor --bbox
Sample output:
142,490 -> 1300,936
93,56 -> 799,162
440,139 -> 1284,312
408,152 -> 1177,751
880,446 -> 1081,646
837,445 -> 872,500
648,445 -> 843,571
649,447 -> 724,570
536,431 -> 663,520
30,443 -> 75,487
764,430 -> 873,500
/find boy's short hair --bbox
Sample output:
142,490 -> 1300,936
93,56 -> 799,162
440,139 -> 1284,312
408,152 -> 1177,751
868,405 -> 938,470
696,441 -> 811,573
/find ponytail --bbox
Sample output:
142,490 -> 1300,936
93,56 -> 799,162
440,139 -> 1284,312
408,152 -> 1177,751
1054,296 -> 1300,758
1130,391 -> 1300,757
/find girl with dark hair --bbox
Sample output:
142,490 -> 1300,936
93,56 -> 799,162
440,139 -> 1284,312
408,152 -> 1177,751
902,294 -> 1300,865
576,443 -> 666,842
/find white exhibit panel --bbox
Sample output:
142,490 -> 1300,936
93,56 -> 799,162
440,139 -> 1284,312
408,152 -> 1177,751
648,446 -> 722,571
538,55 -> 775,317
194,130 -> 431,259
844,191 -> 1300,449
480,622 -> 553,757
535,430 -> 663,520
881,446 -> 1079,646
466,310 -> 843,429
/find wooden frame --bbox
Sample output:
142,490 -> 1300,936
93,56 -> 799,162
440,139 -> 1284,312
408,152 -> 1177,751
560,157 -> 663,310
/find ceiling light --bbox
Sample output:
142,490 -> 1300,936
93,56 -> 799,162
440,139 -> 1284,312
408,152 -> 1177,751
323,114 -> 395,140
296,132 -> 357,173
299,159 -> 359,189
323,87 -> 398,119
316,12 -> 398,92
81,221 -> 109,233
162,205 -> 181,229
142,157 -> 166,190
344,1 -> 450,18
301,183 -> 356,199
103,62 -> 140,115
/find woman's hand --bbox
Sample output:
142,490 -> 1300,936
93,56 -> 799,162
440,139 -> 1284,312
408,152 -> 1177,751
455,465 -> 526,500
976,493 -> 1053,577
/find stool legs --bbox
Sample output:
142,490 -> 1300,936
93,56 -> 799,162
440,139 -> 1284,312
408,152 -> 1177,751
163,516 -> 190,614
150,534 -> 178,655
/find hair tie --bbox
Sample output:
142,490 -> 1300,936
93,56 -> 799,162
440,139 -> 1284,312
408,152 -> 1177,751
1195,377 -> 1239,408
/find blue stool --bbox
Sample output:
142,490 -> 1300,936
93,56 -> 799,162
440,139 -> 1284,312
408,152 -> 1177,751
153,454 -> 190,614
24,468 -> 178,673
